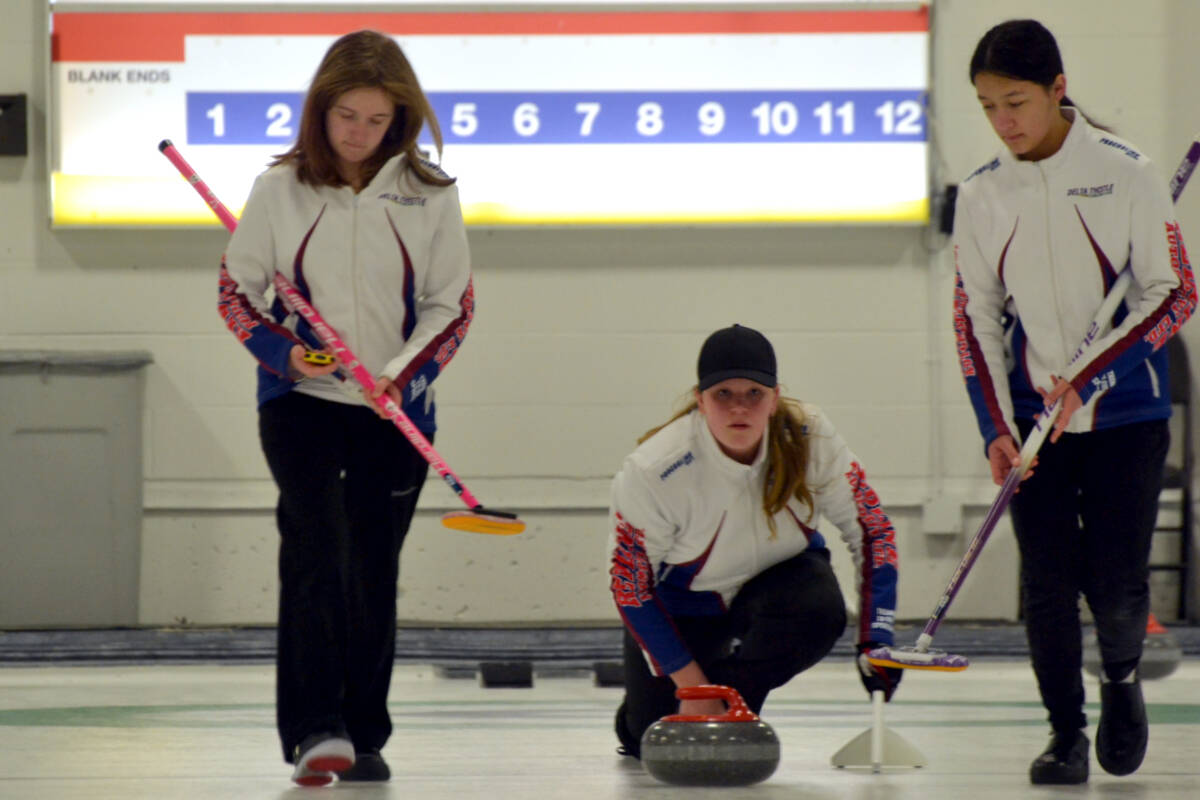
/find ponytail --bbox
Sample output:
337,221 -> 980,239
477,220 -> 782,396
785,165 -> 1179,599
1061,96 -> 1113,134
762,398 -> 814,538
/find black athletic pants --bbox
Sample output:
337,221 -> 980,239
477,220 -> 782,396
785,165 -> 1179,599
259,391 -> 429,762
619,548 -> 847,747
1010,418 -> 1168,734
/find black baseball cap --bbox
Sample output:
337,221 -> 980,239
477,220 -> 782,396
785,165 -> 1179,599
697,324 -> 777,391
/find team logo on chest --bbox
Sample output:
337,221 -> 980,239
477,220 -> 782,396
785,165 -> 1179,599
378,192 -> 427,207
659,452 -> 695,481
1066,184 -> 1114,198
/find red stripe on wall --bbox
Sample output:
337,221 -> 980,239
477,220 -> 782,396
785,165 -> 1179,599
52,9 -> 929,63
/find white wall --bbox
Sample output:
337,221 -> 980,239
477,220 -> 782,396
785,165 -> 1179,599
2,0 -> 1197,627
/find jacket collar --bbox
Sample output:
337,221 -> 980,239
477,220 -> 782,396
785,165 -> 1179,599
357,153 -> 406,194
999,106 -> 1086,177
330,153 -> 406,201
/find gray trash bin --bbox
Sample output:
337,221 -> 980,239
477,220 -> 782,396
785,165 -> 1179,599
0,350 -> 152,627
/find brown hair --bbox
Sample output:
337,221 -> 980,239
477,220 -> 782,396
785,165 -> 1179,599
640,391 -> 814,538
272,30 -> 453,189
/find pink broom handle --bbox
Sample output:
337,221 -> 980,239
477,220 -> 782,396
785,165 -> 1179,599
270,273 -> 483,507
158,139 -> 486,510
158,140 -> 240,230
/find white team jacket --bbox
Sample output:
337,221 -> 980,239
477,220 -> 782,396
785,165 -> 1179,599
953,110 -> 1195,446
608,406 -> 898,677
220,153 -> 473,426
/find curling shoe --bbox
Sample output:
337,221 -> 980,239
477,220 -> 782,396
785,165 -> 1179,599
1097,669 -> 1148,776
338,749 -> 390,782
1029,729 -> 1089,785
614,701 -> 641,759
291,732 -> 354,787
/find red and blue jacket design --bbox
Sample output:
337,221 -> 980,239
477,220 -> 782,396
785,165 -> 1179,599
954,112 -> 1195,446
608,406 -> 898,677
220,154 -> 472,433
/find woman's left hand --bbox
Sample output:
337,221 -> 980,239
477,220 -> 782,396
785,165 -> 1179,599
1038,375 -> 1082,443
366,376 -> 404,419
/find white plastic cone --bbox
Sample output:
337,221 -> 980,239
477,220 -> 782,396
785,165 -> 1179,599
831,691 -> 926,772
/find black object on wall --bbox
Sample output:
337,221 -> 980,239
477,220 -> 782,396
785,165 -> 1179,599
0,94 -> 28,156
938,184 -> 959,235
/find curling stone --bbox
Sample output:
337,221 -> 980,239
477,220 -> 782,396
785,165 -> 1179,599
640,685 -> 780,787
1082,613 -> 1182,680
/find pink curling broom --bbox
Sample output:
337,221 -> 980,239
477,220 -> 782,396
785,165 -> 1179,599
159,139 -> 524,536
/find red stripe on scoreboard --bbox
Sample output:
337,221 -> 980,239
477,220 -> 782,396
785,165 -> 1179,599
52,9 -> 930,63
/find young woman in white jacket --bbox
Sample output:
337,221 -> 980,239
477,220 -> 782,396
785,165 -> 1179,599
954,19 -> 1195,786
220,31 -> 473,786
608,324 -> 902,757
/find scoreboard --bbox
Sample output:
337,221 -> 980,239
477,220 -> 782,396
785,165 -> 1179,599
50,2 -> 930,226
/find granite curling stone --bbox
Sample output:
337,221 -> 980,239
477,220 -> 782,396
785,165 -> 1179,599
640,685 -> 780,786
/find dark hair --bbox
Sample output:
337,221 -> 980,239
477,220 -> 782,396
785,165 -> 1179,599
969,19 -> 1062,86
272,30 -> 453,189
969,19 -> 1108,131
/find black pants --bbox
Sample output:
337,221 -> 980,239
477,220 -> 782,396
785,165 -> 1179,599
259,391 -> 429,762
1010,418 -> 1168,734
619,548 -> 846,745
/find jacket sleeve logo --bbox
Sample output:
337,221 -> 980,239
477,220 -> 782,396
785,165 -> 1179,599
610,512 -> 655,608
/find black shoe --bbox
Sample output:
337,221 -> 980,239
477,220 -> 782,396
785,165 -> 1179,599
338,750 -> 390,782
1030,730 -> 1089,785
614,702 -> 640,759
1097,671 -> 1148,776
290,732 -> 354,787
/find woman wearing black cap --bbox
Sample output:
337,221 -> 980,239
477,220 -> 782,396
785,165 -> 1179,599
607,324 -> 902,757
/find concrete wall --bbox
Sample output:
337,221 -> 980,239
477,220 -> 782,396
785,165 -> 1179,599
2,0 -> 1197,627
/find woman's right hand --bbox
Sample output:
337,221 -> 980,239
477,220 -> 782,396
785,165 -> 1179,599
287,345 -> 339,380
986,434 -> 1035,485
678,697 -> 728,717
670,661 -> 728,716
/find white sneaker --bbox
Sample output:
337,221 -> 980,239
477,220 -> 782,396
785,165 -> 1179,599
291,733 -> 355,787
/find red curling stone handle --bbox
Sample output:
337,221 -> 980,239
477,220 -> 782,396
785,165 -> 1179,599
660,684 -> 761,723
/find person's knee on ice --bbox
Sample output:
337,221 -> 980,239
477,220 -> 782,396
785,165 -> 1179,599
606,325 -> 901,753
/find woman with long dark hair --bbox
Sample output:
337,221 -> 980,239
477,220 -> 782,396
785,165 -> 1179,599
954,19 -> 1195,785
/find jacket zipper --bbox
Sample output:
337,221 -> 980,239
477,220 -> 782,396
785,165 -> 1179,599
1040,164 -> 1072,371
351,191 -> 361,351
748,471 -> 761,574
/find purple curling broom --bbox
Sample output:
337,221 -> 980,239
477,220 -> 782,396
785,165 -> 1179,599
868,135 -> 1200,672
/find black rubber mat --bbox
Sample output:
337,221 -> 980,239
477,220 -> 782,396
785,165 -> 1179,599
0,622 -> 1197,665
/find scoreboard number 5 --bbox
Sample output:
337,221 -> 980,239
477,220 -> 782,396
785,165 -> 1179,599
452,102 -> 478,136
